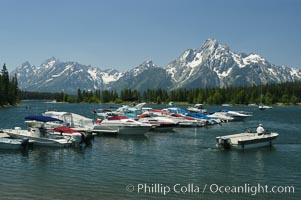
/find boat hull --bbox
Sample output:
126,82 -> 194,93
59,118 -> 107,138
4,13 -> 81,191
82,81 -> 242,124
94,125 -> 151,135
94,124 -> 152,135
259,105 -> 273,110
0,138 -> 28,150
150,123 -> 177,132
232,138 -> 276,150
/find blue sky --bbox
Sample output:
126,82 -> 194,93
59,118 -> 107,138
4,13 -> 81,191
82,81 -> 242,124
1,0 -> 300,72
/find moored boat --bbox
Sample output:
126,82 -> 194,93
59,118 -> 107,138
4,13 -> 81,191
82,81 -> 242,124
136,113 -> 178,132
3,127 -> 73,147
94,115 -> 152,135
207,112 -> 234,122
162,107 -> 213,126
43,111 -> 96,133
2,115 -> 89,147
212,110 -> 252,121
140,109 -> 202,127
187,104 -> 207,114
259,104 -> 273,110
23,116 -> 93,146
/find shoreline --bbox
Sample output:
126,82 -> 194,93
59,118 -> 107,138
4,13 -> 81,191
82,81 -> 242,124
7,100 -> 301,107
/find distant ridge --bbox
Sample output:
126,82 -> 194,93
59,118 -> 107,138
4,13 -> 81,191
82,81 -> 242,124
12,39 -> 301,93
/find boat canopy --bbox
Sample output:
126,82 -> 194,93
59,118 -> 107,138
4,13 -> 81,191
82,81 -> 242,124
25,115 -> 63,122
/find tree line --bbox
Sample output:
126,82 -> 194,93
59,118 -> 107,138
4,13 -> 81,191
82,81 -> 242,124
36,81 -> 301,105
0,64 -> 19,106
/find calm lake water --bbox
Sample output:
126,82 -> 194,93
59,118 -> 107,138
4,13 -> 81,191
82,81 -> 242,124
0,101 -> 300,200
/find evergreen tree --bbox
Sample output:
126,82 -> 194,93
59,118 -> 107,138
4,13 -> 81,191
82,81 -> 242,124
0,64 -> 20,106
77,88 -> 83,103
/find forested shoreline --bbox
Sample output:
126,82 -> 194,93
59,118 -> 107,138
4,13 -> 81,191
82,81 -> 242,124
20,81 -> 301,105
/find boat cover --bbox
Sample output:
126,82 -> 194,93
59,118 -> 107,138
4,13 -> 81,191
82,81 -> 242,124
25,115 -> 63,122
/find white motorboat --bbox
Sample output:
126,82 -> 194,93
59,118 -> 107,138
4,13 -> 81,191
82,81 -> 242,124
187,104 -> 207,114
212,110 -> 252,121
24,115 -> 93,146
216,130 -> 279,150
0,138 -> 29,150
169,114 -> 204,127
3,127 -> 73,147
258,104 -> 273,110
207,112 -> 234,122
136,113 -> 178,132
2,115 -> 87,147
227,110 -> 252,121
152,109 -> 204,127
94,115 -> 152,135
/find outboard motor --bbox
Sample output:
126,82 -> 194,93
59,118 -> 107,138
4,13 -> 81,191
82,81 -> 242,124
81,132 -> 94,146
222,139 -> 231,149
21,138 -> 30,150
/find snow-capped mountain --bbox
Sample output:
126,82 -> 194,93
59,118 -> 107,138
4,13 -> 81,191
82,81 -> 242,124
13,57 -> 123,93
166,38 -> 301,89
12,39 -> 301,93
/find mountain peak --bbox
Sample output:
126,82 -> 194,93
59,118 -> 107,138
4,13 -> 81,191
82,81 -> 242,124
138,60 -> 159,69
20,61 -> 31,67
201,38 -> 218,49
42,57 -> 59,69
128,60 -> 158,77
141,59 -> 154,66
44,56 -> 59,63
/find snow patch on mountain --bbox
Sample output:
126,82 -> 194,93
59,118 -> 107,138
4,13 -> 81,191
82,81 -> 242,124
87,68 -> 98,81
232,53 -> 245,68
43,60 -> 56,69
289,67 -> 301,78
214,67 -> 232,78
101,71 -> 123,84
52,64 -> 72,77
243,54 -> 266,65
45,78 -> 53,83
188,52 -> 203,68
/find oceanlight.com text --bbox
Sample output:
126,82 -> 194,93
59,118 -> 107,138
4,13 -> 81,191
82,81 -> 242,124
125,183 -> 295,196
